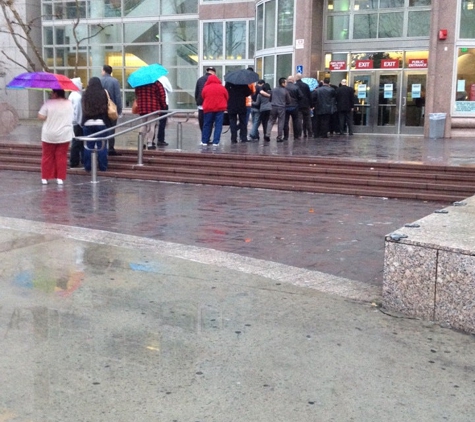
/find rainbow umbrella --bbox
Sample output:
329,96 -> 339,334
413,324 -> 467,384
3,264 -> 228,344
7,72 -> 80,91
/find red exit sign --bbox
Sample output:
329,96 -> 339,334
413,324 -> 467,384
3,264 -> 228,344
355,60 -> 373,69
381,59 -> 399,68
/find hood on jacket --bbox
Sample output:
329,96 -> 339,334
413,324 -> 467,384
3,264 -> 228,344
71,77 -> 83,91
204,74 -> 222,87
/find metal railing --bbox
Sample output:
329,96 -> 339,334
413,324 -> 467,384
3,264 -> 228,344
74,109 -> 193,183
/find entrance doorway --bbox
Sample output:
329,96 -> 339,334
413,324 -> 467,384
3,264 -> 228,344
350,71 -> 426,135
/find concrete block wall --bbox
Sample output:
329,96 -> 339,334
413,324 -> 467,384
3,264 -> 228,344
383,196 -> 475,334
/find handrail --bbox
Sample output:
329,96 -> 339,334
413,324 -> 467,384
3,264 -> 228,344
74,109 -> 194,183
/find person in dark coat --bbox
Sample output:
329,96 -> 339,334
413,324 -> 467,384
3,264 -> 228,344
283,75 -> 303,140
295,73 -> 313,138
335,79 -> 355,135
313,77 -> 336,138
225,82 -> 252,143
201,74 -> 229,146
194,66 -> 216,137
100,65 -> 122,155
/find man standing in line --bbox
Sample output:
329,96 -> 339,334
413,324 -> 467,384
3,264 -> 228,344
313,77 -> 336,138
295,73 -> 313,138
225,81 -> 252,143
194,66 -> 216,141
264,77 -> 291,142
335,79 -> 355,135
283,75 -> 302,141
100,65 -> 122,155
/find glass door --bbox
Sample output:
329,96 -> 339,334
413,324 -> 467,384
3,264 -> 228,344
352,73 -> 373,133
351,71 -> 400,134
401,72 -> 426,134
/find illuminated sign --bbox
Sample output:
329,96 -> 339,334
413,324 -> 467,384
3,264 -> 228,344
381,59 -> 399,68
330,61 -> 347,70
408,59 -> 428,68
355,60 -> 374,69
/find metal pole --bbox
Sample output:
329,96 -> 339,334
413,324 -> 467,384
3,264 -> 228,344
137,132 -> 144,166
91,149 -> 98,183
177,121 -> 182,150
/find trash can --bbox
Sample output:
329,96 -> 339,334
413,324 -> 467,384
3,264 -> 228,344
429,113 -> 446,139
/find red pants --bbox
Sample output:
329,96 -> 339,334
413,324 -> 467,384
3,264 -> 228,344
41,141 -> 70,180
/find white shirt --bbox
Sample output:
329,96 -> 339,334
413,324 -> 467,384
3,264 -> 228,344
38,98 -> 74,144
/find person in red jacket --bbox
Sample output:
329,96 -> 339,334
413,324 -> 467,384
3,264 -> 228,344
201,74 -> 229,146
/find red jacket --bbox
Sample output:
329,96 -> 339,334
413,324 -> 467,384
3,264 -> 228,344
202,75 -> 228,113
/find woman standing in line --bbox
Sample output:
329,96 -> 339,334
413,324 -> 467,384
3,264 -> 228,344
81,77 -> 109,172
37,89 -> 74,185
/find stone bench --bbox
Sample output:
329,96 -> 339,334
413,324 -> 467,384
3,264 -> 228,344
383,196 -> 475,334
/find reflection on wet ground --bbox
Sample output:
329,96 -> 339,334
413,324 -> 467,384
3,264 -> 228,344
1,226 -> 474,421
1,120 -> 474,421
0,171 -> 445,285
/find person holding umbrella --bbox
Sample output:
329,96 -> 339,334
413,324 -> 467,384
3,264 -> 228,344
37,89 -> 74,185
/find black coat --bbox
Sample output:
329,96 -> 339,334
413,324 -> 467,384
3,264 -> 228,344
336,85 -> 355,112
313,85 -> 336,115
225,82 -> 252,113
295,80 -> 312,109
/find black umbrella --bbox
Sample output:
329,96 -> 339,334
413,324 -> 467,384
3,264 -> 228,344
224,69 -> 259,85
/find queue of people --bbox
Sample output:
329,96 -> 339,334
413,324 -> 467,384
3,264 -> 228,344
37,66 -> 356,185
193,68 -> 356,145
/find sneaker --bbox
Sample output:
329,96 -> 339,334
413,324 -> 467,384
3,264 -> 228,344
41,179 -> 48,185
157,141 -> 169,146
57,179 -> 63,185
212,143 -> 219,147
201,142 -> 208,146
264,136 -> 271,142
276,137 -> 284,142
147,144 -> 156,150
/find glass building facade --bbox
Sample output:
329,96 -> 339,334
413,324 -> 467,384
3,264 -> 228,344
1,0 -> 472,135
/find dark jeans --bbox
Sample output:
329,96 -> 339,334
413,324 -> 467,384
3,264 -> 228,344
299,107 -> 313,137
69,124 -> 84,167
259,110 -> 270,138
158,105 -> 169,143
202,111 -> 224,145
284,106 -> 301,139
339,110 -> 353,134
107,118 -> 117,152
228,111 -> 248,142
198,109 -> 204,131
315,114 -> 331,137
83,125 -> 108,172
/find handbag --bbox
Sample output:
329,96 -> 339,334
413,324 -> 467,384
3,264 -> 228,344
132,99 -> 139,114
105,89 -> 118,120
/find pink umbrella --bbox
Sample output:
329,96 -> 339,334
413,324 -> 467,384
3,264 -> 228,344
7,72 -> 80,91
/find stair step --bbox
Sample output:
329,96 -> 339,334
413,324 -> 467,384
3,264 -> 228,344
0,143 -> 473,202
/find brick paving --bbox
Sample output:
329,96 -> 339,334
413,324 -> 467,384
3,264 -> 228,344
2,117 -> 471,286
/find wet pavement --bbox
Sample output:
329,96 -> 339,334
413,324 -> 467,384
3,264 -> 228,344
0,119 -> 474,421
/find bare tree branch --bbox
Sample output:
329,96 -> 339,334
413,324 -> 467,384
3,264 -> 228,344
1,50 -> 29,72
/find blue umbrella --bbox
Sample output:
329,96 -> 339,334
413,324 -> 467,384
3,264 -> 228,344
127,64 -> 168,88
302,77 -> 318,91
